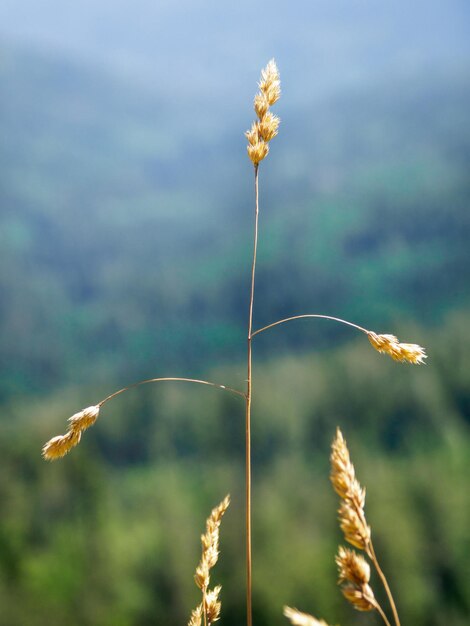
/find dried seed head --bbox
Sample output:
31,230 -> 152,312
194,496 -> 230,587
246,59 -> 280,164
283,606 -> 331,626
367,331 -> 427,364
245,121 -> 260,146
205,585 -> 222,624
338,502 -> 371,551
194,562 -> 210,590
247,141 -> 269,165
331,428 -> 371,551
254,92 -> 269,119
190,496 -> 230,626
188,603 -> 203,626
336,546 -> 370,586
258,111 -> 280,142
42,429 -> 81,460
42,404 -> 101,461
330,427 -> 356,500
68,405 -> 100,432
259,58 -> 281,105
341,583 -> 376,612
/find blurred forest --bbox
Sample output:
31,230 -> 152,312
1,2 -> 470,624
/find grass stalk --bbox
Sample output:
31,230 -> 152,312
245,162 -> 259,626
368,541 -> 401,626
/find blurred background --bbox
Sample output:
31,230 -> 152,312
0,1 -> 469,624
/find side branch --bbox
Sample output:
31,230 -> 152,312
251,314 -> 368,338
42,377 -> 245,461
252,314 -> 427,365
99,377 -> 246,406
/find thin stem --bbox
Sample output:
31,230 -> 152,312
98,377 -> 246,407
374,599 -> 393,626
245,163 -> 259,626
251,314 -> 369,338
368,541 -> 401,626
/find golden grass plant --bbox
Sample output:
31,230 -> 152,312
284,428 -> 402,626
42,60 -> 426,626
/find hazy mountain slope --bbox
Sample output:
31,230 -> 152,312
1,44 -> 469,400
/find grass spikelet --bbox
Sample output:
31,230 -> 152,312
259,58 -> 281,105
42,405 -> 100,460
205,585 -> 222,624
336,546 -> 375,612
41,430 -> 82,460
367,331 -> 427,364
188,604 -> 203,626
330,428 -> 370,551
336,546 -> 370,587
67,405 -> 100,431
341,585 -> 376,612
283,606 -> 333,626
246,59 -> 281,165
189,495 -> 230,626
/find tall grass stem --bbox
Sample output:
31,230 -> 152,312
245,163 -> 259,626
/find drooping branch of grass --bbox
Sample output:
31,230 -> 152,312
42,377 -> 245,460
253,314 -> 427,364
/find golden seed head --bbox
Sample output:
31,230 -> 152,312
245,121 -> 260,146
42,404 -> 101,461
331,428 -> 371,550
193,495 -> 230,590
194,562 -> 210,590
247,141 -> 269,165
330,427 -> 356,500
367,331 -> 427,364
259,58 -> 281,105
188,604 -> 203,626
42,429 -> 81,461
68,405 -> 100,432
205,585 -> 222,624
246,59 -> 280,164
254,92 -> 269,119
336,546 -> 370,586
190,497 -> 229,626
338,502 -> 371,551
258,111 -> 280,142
341,583 -> 376,612
283,606 -> 331,626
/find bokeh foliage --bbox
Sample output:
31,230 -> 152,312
0,42 -> 469,626
1,314 -> 469,625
